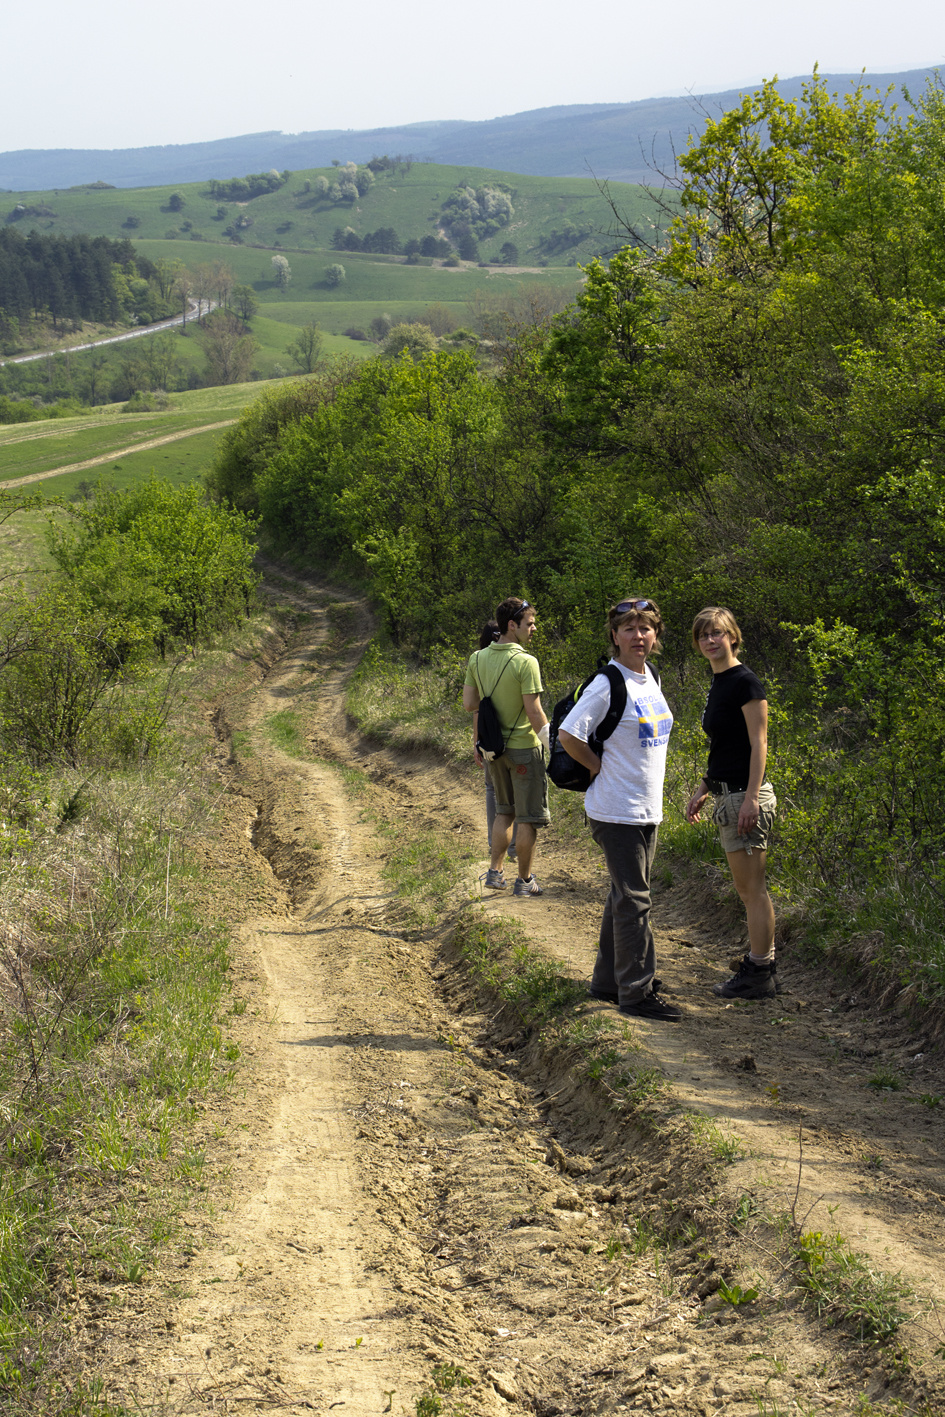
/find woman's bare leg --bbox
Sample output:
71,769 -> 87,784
725,849 -> 775,959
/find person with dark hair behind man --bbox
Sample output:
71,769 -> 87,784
463,597 -> 550,896
474,620 -> 517,866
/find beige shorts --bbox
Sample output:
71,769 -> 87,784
712,782 -> 776,853
489,747 -> 551,826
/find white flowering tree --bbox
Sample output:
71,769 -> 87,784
271,254 -> 291,292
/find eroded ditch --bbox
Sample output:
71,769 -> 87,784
108,576 -> 945,1417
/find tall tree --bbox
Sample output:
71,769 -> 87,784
200,309 -> 259,385
285,321 -> 324,374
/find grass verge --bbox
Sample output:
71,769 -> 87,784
0,623 -> 269,1414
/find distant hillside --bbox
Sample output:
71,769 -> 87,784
0,70 -> 936,191
0,164 -> 655,270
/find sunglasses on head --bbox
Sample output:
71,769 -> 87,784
614,599 -> 652,613
511,600 -> 531,621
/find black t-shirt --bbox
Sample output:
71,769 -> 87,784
702,663 -> 766,787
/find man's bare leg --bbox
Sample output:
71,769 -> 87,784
511,822 -> 537,880
490,815 -> 514,872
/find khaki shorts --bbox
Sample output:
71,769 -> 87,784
712,782 -> 776,853
489,747 -> 551,826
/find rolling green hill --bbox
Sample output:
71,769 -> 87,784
4,162 -> 653,267
1,163 -> 623,407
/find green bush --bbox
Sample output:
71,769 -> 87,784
47,480 -> 260,656
0,587 -> 156,767
204,363 -> 360,514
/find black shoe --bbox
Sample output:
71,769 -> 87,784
588,977 -> 663,1006
714,954 -> 776,1000
729,955 -> 781,995
619,991 -> 682,1022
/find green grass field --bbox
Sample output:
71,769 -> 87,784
8,162 -> 655,266
0,408 -> 231,484
0,379 -> 282,495
0,379 -> 287,577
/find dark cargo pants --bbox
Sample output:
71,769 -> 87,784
588,820 -> 658,1006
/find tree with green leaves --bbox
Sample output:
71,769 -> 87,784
0,585 -> 150,766
203,360 -> 361,514
200,309 -> 259,385
232,284 -> 259,322
47,480 -> 260,659
381,322 -> 436,362
285,321 -> 324,374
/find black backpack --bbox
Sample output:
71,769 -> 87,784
473,650 -> 524,761
546,660 -> 660,792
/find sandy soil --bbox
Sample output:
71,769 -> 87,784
101,570 -> 945,1417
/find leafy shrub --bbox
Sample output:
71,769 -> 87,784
0,396 -> 39,425
206,171 -> 288,201
46,480 -> 260,657
381,323 -> 437,361
0,587 -> 153,767
204,362 -> 361,513
122,391 -> 170,413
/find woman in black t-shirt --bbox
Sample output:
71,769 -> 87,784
685,607 -> 778,1000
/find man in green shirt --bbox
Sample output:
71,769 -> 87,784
463,597 -> 550,896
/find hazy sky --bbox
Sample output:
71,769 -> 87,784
3,0 -> 940,151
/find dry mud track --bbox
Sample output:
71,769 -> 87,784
115,573 -> 945,1417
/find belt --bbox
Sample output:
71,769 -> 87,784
704,777 -> 748,794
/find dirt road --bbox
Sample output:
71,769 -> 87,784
106,571 -> 945,1416
2,420 -> 237,489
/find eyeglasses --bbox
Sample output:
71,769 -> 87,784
512,600 -> 532,621
614,599 -> 651,613
698,631 -> 727,642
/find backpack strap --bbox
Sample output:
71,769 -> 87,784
474,648 -> 526,738
592,660 -> 660,739
474,648 -> 511,696
589,663 -> 628,746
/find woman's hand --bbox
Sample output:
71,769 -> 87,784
686,784 -> 710,823
737,794 -> 761,837
557,728 -> 602,778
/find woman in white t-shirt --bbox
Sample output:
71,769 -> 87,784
558,598 -> 680,1022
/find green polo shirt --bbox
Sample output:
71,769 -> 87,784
464,642 -> 543,750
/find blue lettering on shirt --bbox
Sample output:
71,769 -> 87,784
632,695 -> 672,747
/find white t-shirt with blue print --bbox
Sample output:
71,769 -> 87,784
559,661 -> 673,824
